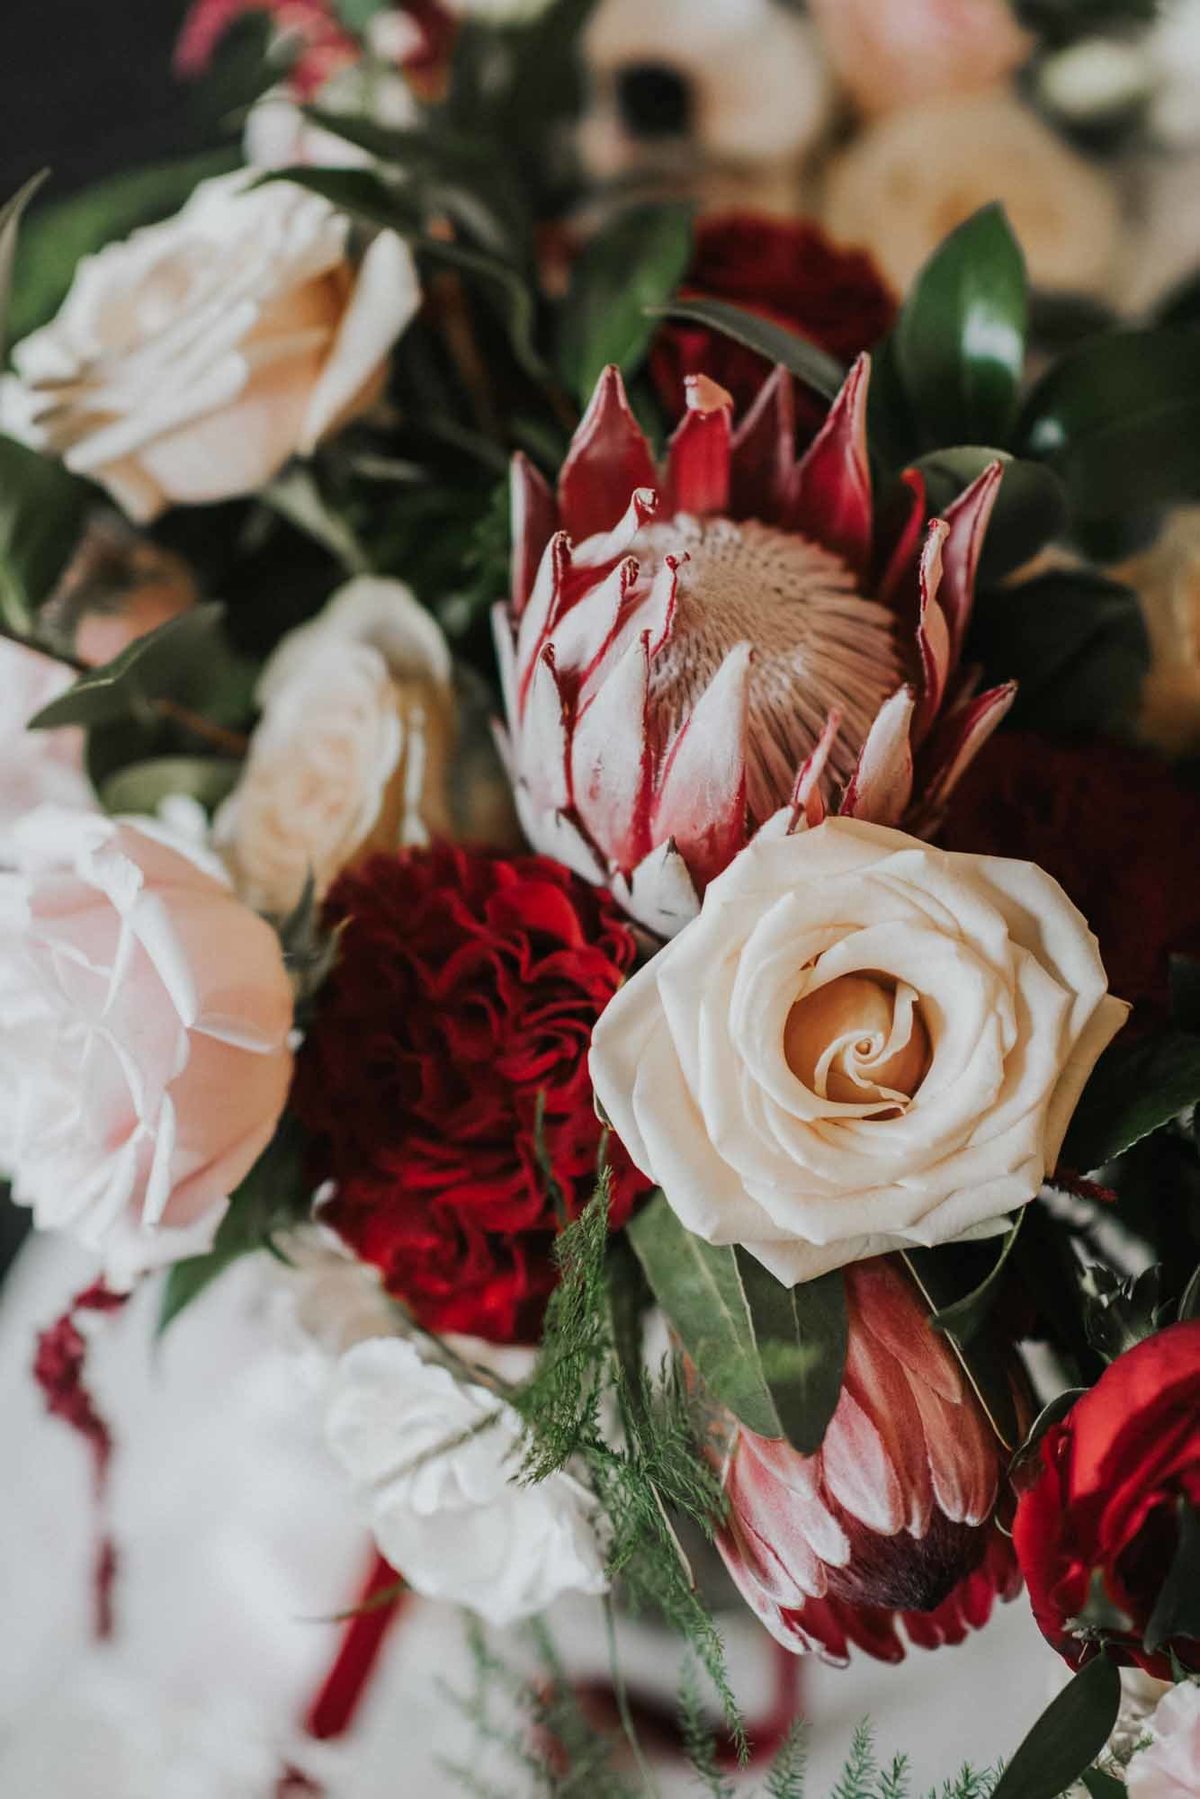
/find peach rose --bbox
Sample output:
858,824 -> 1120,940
808,0 -> 1032,118
0,809 -> 294,1282
0,175 -> 420,523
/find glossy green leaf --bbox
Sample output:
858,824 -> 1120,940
1080,1770 -> 1127,1799
1062,1029 -> 1200,1172
735,1254 -> 847,1454
100,755 -> 239,818
626,1195 -> 781,1439
0,170 -> 49,360
651,298 -> 845,402
27,602 -> 228,730
903,1248 -> 1022,1450
911,449 -> 1067,581
991,1654 -> 1120,1799
967,568 -> 1148,734
560,203 -> 693,405
894,204 -> 1028,448
1145,1503 -> 1200,1653
0,434 -> 87,633
929,1214 -> 1023,1346
1018,329 -> 1200,523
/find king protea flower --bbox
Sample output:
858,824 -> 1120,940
495,359 -> 1014,935
714,1257 -> 1022,1664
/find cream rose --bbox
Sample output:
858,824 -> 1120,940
325,1338 -> 609,1626
0,808 -> 294,1283
821,90 -> 1122,297
214,577 -> 454,915
808,0 -> 1031,118
590,815 -> 1128,1285
0,175 -> 420,524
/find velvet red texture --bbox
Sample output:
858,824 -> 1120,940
292,844 -> 647,1342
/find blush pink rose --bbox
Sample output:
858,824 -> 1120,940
808,0 -> 1032,118
0,809 -> 295,1282
0,640 -> 93,857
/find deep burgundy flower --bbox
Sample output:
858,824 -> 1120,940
291,844 -> 648,1343
1012,1321 -> 1200,1678
715,1257 -> 1023,1664
650,214 -> 896,428
939,732 -> 1200,1032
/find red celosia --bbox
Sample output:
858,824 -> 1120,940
291,844 -> 649,1342
715,1257 -> 1022,1664
651,214 -> 897,427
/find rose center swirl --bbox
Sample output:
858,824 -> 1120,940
783,971 -> 931,1111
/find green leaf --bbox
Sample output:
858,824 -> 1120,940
903,1248 -> 1023,1449
1145,1502 -> 1200,1653
911,449 -> 1067,582
261,467 -> 371,575
559,203 -> 693,405
7,151 -> 239,344
626,1195 -> 781,1440
894,204 -> 1029,449
0,170 -> 49,360
991,1654 -> 1120,1799
650,298 -> 845,403
332,0 -> 382,26
967,568 -> 1148,735
1169,954 -> 1200,1033
1080,1770 -> 1127,1799
27,602 -> 228,730
929,1214 -> 1023,1346
735,1254 -> 847,1454
1018,329 -> 1200,524
1062,1029 -> 1200,1172
0,434 -> 87,632
99,755 -> 239,818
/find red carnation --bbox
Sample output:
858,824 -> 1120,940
291,844 -> 648,1343
939,732 -> 1200,1032
650,214 -> 896,427
1012,1321 -> 1200,1677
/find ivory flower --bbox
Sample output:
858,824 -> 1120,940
0,641 -> 93,857
324,1338 -> 608,1624
214,577 -> 454,915
590,815 -> 1128,1286
1127,1682 -> 1200,1798
821,91 -> 1122,298
0,175 -> 420,522
0,809 -> 294,1283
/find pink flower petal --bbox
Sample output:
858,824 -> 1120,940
652,642 -> 751,888
938,461 -> 1003,670
510,452 -> 556,616
840,685 -> 915,825
570,632 -> 653,869
557,364 -> 657,542
789,354 -> 873,581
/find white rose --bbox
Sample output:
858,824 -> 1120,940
214,577 -> 453,916
0,807 -> 294,1284
821,90 -> 1122,298
590,815 -> 1128,1286
0,640 -> 94,858
325,1338 -> 608,1626
1127,1682 -> 1200,1799
0,175 -> 420,523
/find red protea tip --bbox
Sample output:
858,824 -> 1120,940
496,360 -> 1014,937
714,1257 -> 1022,1665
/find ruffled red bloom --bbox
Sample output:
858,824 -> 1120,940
939,732 -> 1200,1032
291,845 -> 648,1343
650,215 -> 897,428
715,1257 -> 1022,1664
1013,1321 -> 1200,1679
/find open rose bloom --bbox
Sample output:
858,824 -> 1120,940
496,358 -> 1015,937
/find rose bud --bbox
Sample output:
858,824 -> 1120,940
1013,1320 -> 1200,1678
714,1256 -> 1022,1663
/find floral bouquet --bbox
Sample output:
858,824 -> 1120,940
3,0 -> 1200,1792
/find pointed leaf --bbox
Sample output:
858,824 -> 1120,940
735,1254 -> 847,1454
0,170 -> 49,360
28,603 -> 228,730
991,1654 -> 1120,1799
1061,1029 -> 1200,1172
929,1213 -> 1023,1346
651,299 -> 845,403
626,1194 -> 782,1440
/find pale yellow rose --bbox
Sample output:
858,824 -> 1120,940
0,175 -> 420,523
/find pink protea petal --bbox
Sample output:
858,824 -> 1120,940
516,532 -> 571,707
916,680 -> 1018,822
520,648 -> 570,811
876,468 -> 927,616
841,685 -> 915,825
789,355 -> 873,581
908,1373 -> 998,1529
510,453 -> 556,616
664,375 -> 733,517
821,1389 -> 906,1537
550,555 -> 638,682
569,486 -> 658,575
915,521 -> 952,742
651,642 -> 750,886
787,709 -> 842,832
557,365 -> 657,542
731,364 -> 797,524
570,632 -> 653,868
938,462 -> 1004,670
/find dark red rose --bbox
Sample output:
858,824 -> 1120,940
1012,1321 -> 1200,1677
291,844 -> 648,1343
940,732 -> 1200,1032
650,214 -> 896,427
